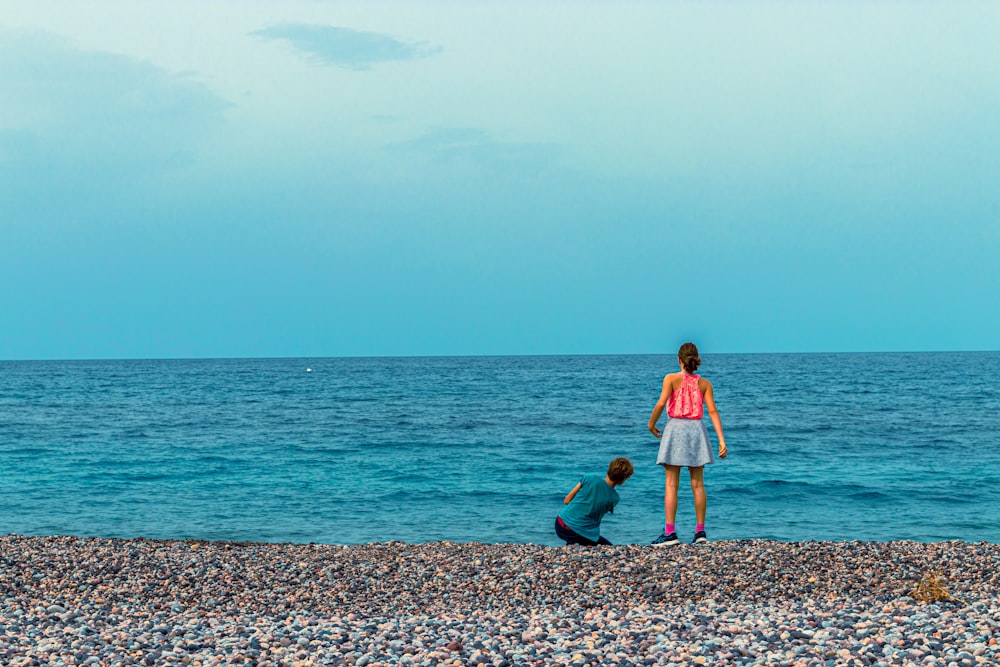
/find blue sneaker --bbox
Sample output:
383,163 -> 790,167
651,532 -> 679,547
693,530 -> 708,544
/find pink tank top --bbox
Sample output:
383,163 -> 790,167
667,374 -> 704,420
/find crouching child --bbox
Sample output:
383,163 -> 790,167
555,457 -> 634,546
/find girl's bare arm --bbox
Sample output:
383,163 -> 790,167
647,374 -> 674,438
702,380 -> 728,458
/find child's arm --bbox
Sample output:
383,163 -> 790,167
647,374 -> 674,438
563,483 -> 582,505
703,380 -> 728,459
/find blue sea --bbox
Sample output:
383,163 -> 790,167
1,353 -> 998,546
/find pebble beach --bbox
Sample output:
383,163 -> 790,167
1,536 -> 998,666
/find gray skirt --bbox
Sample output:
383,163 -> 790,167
657,418 -> 714,468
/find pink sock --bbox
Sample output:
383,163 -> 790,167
665,524 -> 675,534
696,523 -> 705,532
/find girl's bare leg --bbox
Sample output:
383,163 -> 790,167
663,465 -> 681,525
689,466 -> 706,525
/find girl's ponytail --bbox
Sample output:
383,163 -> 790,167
678,342 -> 701,373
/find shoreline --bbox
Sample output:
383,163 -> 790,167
1,535 -> 997,665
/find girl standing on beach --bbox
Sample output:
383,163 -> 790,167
647,342 -> 728,546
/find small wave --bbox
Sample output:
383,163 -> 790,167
718,486 -> 754,495
932,495 -> 977,506
111,470 -> 179,482
190,453 -> 247,464
2,446 -> 52,456
848,490 -> 889,501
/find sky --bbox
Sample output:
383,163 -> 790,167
1,1 -> 998,359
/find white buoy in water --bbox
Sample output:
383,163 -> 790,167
306,368 -> 312,372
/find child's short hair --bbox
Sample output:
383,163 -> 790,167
607,457 -> 634,484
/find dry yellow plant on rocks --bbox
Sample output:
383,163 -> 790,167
910,572 -> 966,605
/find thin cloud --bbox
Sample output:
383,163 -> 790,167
252,24 -> 440,70
392,127 -> 561,175
0,30 -> 228,187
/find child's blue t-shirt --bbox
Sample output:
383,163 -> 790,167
558,473 -> 620,543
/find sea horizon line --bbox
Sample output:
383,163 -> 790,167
2,349 -> 999,364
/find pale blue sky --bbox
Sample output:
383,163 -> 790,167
1,1 -> 998,359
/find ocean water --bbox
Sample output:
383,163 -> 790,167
1,353 -> 998,546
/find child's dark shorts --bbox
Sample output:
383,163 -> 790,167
555,516 -> 612,546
